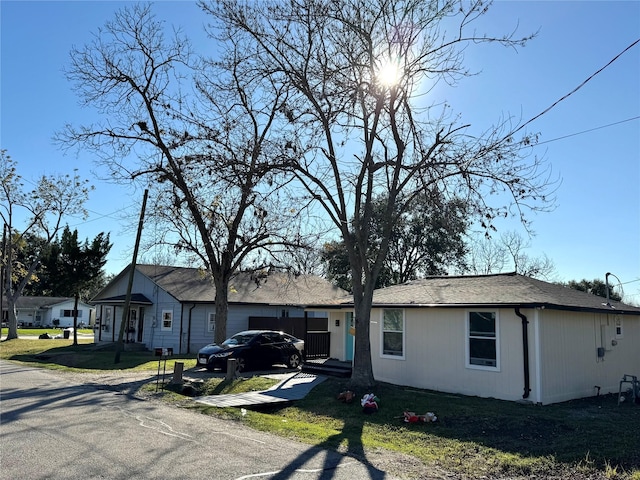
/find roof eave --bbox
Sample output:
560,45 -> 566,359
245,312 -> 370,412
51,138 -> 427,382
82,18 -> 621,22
305,302 -> 640,315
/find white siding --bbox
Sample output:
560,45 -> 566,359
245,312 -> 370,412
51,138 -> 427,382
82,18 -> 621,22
358,306 -> 640,405
537,310 -> 640,404
47,300 -> 94,328
16,299 -> 93,328
370,307 -> 530,402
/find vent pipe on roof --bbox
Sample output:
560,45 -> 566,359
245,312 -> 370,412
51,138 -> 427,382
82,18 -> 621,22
515,308 -> 531,399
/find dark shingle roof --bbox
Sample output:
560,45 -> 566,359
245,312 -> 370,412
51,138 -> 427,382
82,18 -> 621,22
134,264 -> 346,306
2,297 -> 74,310
313,273 -> 640,315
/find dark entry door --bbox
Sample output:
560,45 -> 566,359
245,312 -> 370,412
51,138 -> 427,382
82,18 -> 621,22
137,307 -> 144,343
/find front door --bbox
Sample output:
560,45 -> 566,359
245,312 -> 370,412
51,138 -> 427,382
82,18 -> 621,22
345,312 -> 355,362
128,308 -> 137,342
137,307 -> 144,343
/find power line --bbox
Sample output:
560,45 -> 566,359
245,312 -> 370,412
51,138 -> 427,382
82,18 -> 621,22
512,38 -> 640,137
534,116 -> 640,146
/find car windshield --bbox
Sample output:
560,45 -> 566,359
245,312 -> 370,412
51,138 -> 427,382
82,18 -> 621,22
221,332 -> 256,347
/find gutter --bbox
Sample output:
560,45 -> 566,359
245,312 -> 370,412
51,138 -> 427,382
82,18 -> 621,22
515,308 -> 531,399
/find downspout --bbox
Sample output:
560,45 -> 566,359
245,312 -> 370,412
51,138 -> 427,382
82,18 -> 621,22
515,308 -> 531,399
187,304 -> 196,354
304,311 -> 308,360
179,304 -> 184,354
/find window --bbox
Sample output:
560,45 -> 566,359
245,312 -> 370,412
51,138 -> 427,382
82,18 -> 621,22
382,309 -> 404,358
103,307 -> 112,331
60,309 -> 82,318
161,310 -> 173,331
128,309 -> 137,331
207,312 -> 216,333
262,332 -> 282,344
467,311 -> 499,369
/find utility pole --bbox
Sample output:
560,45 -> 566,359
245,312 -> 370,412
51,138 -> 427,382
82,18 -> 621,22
114,189 -> 148,364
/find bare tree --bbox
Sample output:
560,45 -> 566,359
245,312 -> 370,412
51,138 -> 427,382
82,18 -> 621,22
501,230 -> 556,279
0,150 -> 92,340
466,230 -> 556,280
204,0 -> 557,388
465,234 -> 508,275
59,4 -> 306,344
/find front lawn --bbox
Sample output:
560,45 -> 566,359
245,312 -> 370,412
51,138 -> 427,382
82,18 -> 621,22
1,328 -> 94,337
0,338 -> 197,371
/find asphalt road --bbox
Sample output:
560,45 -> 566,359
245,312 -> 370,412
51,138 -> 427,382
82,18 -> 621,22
0,360 -> 402,480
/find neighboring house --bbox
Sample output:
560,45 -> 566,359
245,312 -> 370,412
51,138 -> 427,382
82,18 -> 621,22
1,296 -> 95,328
91,264 -> 346,355
308,273 -> 640,405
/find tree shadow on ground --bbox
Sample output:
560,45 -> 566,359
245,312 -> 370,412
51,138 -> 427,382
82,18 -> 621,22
269,412 -> 389,480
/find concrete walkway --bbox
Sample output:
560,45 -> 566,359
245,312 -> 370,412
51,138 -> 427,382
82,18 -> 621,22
194,371 -> 326,408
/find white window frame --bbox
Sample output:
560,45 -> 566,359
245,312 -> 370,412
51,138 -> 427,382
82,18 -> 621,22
380,308 -> 405,360
207,312 -> 216,333
466,310 -> 500,371
161,310 -> 173,332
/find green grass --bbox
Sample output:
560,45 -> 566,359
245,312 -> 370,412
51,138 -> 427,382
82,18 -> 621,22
1,328 -> 94,336
2,337 -> 639,479
220,379 -> 639,479
0,338 -> 198,371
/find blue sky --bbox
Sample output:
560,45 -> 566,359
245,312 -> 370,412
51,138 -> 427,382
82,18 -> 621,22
1,1 -> 639,303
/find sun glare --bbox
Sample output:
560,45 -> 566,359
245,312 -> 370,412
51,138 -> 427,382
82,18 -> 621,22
378,60 -> 400,87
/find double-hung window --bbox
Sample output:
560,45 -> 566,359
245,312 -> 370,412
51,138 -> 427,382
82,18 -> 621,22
382,309 -> 405,358
161,310 -> 173,332
467,311 -> 499,369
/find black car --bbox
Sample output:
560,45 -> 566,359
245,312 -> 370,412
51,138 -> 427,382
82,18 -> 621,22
197,330 -> 304,373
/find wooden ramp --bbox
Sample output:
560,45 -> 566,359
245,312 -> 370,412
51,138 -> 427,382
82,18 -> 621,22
194,372 -> 325,408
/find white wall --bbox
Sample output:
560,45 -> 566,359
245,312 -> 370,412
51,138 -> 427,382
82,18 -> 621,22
327,305 -> 640,405
537,310 -> 640,404
46,300 -> 94,328
368,307 -> 530,402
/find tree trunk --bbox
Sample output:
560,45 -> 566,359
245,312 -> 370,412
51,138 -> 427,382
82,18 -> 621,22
213,275 -> 229,345
6,299 -> 18,340
3,226 -> 18,340
349,261 -> 376,390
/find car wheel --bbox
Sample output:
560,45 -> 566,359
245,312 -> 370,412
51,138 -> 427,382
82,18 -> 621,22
287,352 -> 302,369
235,356 -> 246,373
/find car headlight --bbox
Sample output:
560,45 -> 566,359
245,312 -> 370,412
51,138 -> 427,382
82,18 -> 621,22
213,351 -> 233,358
